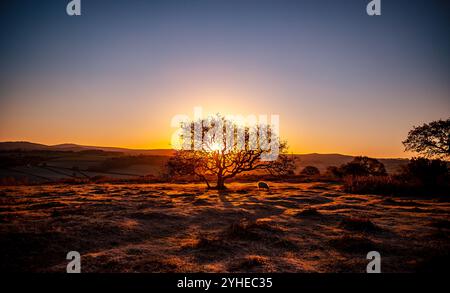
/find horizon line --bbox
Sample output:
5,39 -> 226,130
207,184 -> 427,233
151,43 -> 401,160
0,140 -> 412,160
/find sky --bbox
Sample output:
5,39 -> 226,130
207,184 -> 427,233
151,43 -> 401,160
0,0 -> 449,157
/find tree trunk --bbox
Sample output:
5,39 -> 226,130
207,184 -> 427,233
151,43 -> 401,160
216,175 -> 226,190
195,173 -> 211,189
203,177 -> 211,189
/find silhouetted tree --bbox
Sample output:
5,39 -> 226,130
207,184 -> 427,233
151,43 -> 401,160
403,118 -> 450,159
167,115 -> 295,189
300,166 -> 320,176
326,166 -> 342,178
399,157 -> 449,187
339,156 -> 387,177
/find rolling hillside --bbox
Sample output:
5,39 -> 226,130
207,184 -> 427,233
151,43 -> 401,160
0,142 -> 409,182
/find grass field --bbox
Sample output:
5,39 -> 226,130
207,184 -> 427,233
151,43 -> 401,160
1,182 -> 449,272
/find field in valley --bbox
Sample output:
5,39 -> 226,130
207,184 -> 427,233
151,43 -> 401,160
1,182 -> 449,273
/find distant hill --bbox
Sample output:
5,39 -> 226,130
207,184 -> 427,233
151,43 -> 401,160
294,153 -> 354,168
0,141 -> 174,156
0,141 -> 408,173
293,153 -> 408,174
0,141 -> 52,151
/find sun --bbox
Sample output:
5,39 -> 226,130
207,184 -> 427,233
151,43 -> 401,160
207,141 -> 222,152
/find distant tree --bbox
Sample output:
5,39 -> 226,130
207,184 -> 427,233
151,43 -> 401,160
339,156 -> 387,177
399,157 -> 449,187
300,166 -> 320,176
167,115 -> 295,190
403,118 -> 450,159
326,166 -> 342,178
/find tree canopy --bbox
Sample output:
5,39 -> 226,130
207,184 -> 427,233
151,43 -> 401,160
403,118 -> 450,159
338,156 -> 387,177
167,115 -> 295,189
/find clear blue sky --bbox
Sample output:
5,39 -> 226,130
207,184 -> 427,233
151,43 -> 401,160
0,0 -> 449,157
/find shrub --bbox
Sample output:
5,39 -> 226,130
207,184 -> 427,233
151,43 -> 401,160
343,175 -> 402,195
300,166 -> 320,176
326,166 -> 342,178
340,156 -> 387,177
398,157 -> 449,188
343,158 -> 449,196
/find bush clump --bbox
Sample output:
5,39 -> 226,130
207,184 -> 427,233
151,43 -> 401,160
300,166 -> 320,176
343,158 -> 449,196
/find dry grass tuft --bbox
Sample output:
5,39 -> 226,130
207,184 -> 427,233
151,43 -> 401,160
228,255 -> 268,271
294,208 -> 322,218
1,182 -> 449,272
225,218 -> 282,241
340,217 -> 380,232
328,235 -> 377,253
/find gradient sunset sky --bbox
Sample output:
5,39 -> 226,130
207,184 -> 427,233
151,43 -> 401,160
0,0 -> 449,157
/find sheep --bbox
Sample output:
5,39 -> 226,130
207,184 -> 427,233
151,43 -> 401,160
257,181 -> 269,190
